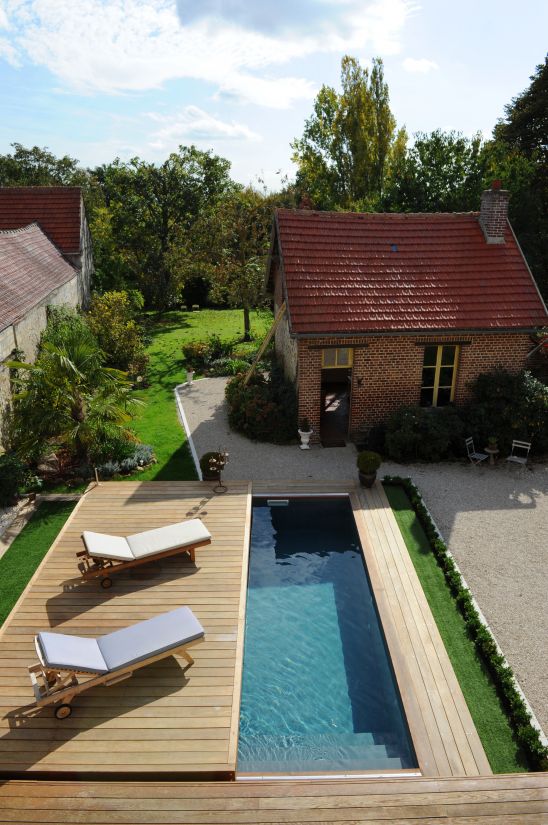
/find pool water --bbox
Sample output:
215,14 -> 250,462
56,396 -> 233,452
237,497 -> 417,773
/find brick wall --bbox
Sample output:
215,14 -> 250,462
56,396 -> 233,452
296,332 -> 533,441
479,183 -> 509,244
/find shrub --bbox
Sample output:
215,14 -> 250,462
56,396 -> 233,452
209,358 -> 250,376
463,368 -> 548,454
182,334 -> 237,373
0,453 -> 30,506
225,367 -> 297,444
87,290 -> 147,374
96,444 -> 154,478
385,405 -> 464,462
357,450 -> 382,473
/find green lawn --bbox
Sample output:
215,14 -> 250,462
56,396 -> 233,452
0,501 -> 76,627
128,308 -> 273,481
384,483 -> 528,773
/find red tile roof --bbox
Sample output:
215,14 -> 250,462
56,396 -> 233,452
0,224 -> 77,332
0,187 -> 82,255
275,209 -> 548,334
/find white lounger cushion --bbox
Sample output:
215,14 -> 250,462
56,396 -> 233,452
36,607 -> 204,674
97,606 -> 204,670
82,519 -> 211,562
81,532 -> 134,561
37,633 -> 108,674
126,520 -> 211,559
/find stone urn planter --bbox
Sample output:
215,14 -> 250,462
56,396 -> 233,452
298,418 -> 313,450
186,367 -> 195,384
356,450 -> 382,487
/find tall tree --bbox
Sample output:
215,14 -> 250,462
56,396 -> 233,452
93,146 -> 236,309
191,187 -> 273,339
492,56 -> 548,298
384,130 -> 488,212
291,56 -> 404,210
0,143 -> 87,187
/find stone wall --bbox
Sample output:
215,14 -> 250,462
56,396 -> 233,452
296,331 -> 533,441
64,201 -> 93,308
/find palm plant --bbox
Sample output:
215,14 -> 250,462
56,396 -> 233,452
8,323 -> 142,466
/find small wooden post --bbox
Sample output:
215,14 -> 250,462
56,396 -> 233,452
243,302 -> 286,386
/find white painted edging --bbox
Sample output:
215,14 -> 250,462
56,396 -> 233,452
174,382 -> 202,480
401,477 -> 548,748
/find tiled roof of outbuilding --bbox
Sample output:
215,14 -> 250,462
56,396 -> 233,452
0,224 -> 77,332
275,209 -> 548,334
0,187 -> 82,254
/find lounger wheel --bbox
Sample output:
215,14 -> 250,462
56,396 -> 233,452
54,703 -> 72,720
100,576 -> 113,589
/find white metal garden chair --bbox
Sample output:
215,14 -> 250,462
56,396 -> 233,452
506,440 -> 531,466
465,437 -> 488,465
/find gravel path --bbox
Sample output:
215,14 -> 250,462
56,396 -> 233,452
178,377 -> 548,734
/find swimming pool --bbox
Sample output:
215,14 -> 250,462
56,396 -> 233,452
237,496 -> 417,774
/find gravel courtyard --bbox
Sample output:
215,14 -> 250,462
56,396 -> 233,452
178,377 -> 548,735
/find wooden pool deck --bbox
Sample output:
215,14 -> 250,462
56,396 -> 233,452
1,773 -> 547,824
0,479 -> 489,778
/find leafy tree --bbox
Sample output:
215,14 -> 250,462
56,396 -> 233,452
384,130 -> 488,212
291,56 -> 404,210
8,316 -> 140,465
491,56 -> 548,298
0,143 -> 87,187
93,146 -> 237,309
191,187 -> 273,339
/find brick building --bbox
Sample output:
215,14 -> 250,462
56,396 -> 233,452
267,183 -> 548,445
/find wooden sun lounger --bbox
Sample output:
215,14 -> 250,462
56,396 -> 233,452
77,519 -> 212,587
28,607 -> 205,718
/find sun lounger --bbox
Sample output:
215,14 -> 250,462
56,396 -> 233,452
77,519 -> 212,587
28,606 -> 205,718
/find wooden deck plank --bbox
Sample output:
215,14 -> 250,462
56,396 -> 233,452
0,774 -> 546,823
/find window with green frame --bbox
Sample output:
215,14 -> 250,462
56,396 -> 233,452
420,345 -> 459,407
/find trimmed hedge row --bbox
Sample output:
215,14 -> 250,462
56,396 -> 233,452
384,475 -> 548,772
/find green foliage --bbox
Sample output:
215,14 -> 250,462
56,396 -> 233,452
356,450 -> 381,473
97,444 -> 154,478
463,368 -> 548,454
181,333 -> 256,376
225,364 -> 297,444
384,130 -> 487,212
385,405 -> 465,462
0,453 -> 30,506
384,477 -> 548,771
87,290 -> 148,375
93,146 -> 237,308
0,143 -> 88,188
190,187 -> 273,338
298,417 -> 311,432
292,56 -> 403,210
8,314 -> 141,466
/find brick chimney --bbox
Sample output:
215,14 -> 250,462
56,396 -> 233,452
479,180 -> 509,244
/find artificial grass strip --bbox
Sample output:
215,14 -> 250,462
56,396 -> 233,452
0,500 -> 76,628
384,483 -> 528,774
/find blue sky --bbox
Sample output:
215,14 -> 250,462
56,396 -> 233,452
0,0 -> 546,189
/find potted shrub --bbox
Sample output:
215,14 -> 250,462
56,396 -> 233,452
298,417 -> 313,450
186,365 -> 195,384
199,451 -> 227,481
356,450 -> 382,487
487,435 -> 498,450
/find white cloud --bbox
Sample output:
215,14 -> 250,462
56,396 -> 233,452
0,0 -> 414,104
0,36 -> 19,65
148,105 -> 261,149
402,57 -> 438,73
